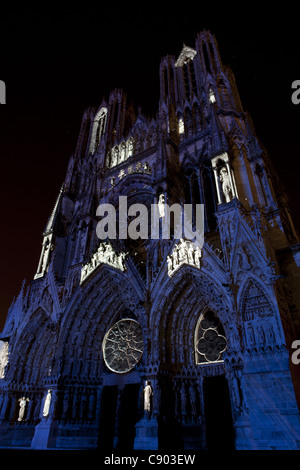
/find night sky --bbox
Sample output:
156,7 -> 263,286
0,5 -> 300,331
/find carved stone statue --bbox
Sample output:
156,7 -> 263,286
158,194 -> 165,218
167,240 -> 202,276
0,341 -> 9,379
219,166 -> 233,203
120,142 -> 126,162
178,238 -> 187,263
144,381 -> 153,417
172,247 -> 179,269
18,397 -> 29,421
194,246 -> 201,268
187,243 -> 194,264
127,138 -> 134,158
167,255 -> 172,275
42,389 -> 52,417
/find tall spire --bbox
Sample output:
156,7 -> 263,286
44,183 -> 64,235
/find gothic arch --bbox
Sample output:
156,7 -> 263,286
150,265 -> 235,368
237,275 -> 284,350
6,307 -> 56,384
194,308 -> 227,364
55,264 -> 147,378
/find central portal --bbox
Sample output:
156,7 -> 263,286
98,384 -> 140,450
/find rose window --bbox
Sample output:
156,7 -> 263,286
195,310 -> 227,364
103,319 -> 144,374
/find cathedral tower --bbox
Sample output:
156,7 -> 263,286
0,30 -> 300,450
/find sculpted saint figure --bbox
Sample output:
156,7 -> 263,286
42,389 -> 52,417
144,381 -> 153,417
158,194 -> 165,218
219,166 -> 233,203
18,397 -> 29,421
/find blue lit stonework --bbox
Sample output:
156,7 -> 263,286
0,30 -> 300,450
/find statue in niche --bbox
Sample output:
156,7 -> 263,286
219,166 -> 233,203
113,146 -> 119,166
42,390 -> 52,417
0,341 -> 9,379
158,194 -> 165,218
127,138 -> 134,158
120,142 -> 126,162
18,397 -> 29,421
41,239 -> 50,269
143,381 -> 153,417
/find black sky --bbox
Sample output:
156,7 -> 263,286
0,5 -> 300,330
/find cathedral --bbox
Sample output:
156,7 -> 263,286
1,29 -> 300,450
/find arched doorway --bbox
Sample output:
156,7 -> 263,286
203,375 -> 235,450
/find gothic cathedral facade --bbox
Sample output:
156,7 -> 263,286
1,30 -> 300,450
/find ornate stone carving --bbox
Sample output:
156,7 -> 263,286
102,319 -> 144,374
195,311 -> 227,364
107,136 -> 135,168
242,281 -> 273,321
42,389 -> 52,417
80,241 -> 126,284
241,280 -> 278,349
211,153 -> 237,204
143,381 -> 153,417
167,239 -> 202,276
0,341 -> 9,379
17,397 -> 30,421
175,44 -> 197,67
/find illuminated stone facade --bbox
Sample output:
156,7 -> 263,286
1,30 -> 300,450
